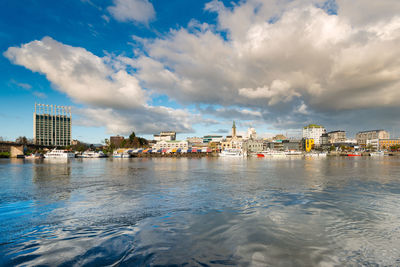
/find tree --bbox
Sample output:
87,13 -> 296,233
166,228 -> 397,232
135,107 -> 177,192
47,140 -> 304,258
129,132 -> 136,143
15,136 -> 28,144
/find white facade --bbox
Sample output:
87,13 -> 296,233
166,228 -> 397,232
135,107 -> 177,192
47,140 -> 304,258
152,140 -> 188,150
366,139 -> 379,151
154,131 -> 176,141
302,125 -> 326,146
247,128 -> 257,140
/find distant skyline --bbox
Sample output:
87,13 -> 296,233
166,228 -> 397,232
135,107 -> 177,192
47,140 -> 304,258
1,0 -> 400,143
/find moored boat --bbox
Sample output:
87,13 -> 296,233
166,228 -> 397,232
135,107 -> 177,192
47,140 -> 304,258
80,151 -> 107,158
347,152 -> 361,157
370,151 -> 384,156
220,149 -> 244,157
44,149 -> 75,159
26,153 -> 44,159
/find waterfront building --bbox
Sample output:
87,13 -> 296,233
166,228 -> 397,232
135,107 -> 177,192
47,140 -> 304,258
222,121 -> 243,150
110,136 -> 125,147
187,137 -> 203,144
152,140 -> 188,150
366,139 -> 379,151
282,140 -> 302,151
302,124 -> 326,147
320,133 -> 330,146
327,130 -> 346,144
33,103 -> 71,146
203,135 -> 223,143
243,139 -> 263,152
356,130 -> 389,146
247,127 -> 257,140
265,140 -> 284,151
377,139 -> 400,150
154,131 -> 176,141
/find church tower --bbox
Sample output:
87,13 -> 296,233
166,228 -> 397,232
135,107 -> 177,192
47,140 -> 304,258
232,121 -> 237,138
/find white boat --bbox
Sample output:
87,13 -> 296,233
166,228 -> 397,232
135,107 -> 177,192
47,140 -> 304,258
112,151 -> 131,158
220,149 -> 244,157
305,152 -> 327,157
370,151 -> 384,156
264,150 -> 286,156
284,150 -> 302,156
44,149 -> 75,159
80,151 -> 106,158
25,153 -> 44,159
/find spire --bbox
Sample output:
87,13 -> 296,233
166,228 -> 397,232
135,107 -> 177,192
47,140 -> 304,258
232,121 -> 237,138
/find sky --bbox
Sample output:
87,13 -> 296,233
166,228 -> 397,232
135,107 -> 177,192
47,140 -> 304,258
1,0 -> 400,143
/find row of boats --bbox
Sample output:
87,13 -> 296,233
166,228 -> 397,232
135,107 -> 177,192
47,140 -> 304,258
25,150 -> 106,159
219,149 -> 387,157
219,149 -> 326,157
24,149 -> 388,159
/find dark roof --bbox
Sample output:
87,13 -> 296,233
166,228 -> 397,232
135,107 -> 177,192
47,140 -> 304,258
327,130 -> 345,134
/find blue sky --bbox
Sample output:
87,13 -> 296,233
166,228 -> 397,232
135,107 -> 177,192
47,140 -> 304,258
2,0 -> 400,143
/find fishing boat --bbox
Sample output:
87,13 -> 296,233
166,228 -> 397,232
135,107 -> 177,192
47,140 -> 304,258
44,149 -> 75,159
347,152 -> 361,157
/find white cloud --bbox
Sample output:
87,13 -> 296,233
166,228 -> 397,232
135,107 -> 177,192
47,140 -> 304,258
129,0 -> 400,131
6,0 -> 400,135
107,0 -> 155,24
4,37 -> 196,135
4,37 -> 146,109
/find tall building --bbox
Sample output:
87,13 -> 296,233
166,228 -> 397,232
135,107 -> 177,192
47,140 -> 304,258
356,130 -> 389,146
34,103 -> 71,146
302,124 -> 326,146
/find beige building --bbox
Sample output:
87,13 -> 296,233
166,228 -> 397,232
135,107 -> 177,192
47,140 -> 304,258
222,121 -> 243,150
152,140 -> 188,150
154,131 -> 176,141
243,139 -> 263,152
356,130 -> 389,146
327,131 -> 346,144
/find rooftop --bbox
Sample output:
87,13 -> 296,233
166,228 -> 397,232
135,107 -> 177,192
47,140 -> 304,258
304,124 -> 324,129
357,129 -> 386,134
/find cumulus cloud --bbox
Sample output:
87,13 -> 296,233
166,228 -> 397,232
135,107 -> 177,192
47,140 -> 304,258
129,0 -> 400,131
6,0 -> 400,135
4,37 -> 195,135
107,0 -> 155,24
75,106 -> 195,135
4,37 -> 146,109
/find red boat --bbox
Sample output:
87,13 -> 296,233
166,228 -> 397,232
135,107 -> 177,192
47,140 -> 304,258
347,153 -> 361,157
257,153 -> 265,158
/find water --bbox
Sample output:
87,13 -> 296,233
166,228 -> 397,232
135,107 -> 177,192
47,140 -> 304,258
1,157 -> 400,266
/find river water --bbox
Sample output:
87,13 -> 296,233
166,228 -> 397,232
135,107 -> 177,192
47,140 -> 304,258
1,157 -> 400,266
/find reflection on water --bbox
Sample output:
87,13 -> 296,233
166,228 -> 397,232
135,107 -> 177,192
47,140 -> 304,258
1,157 -> 400,266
